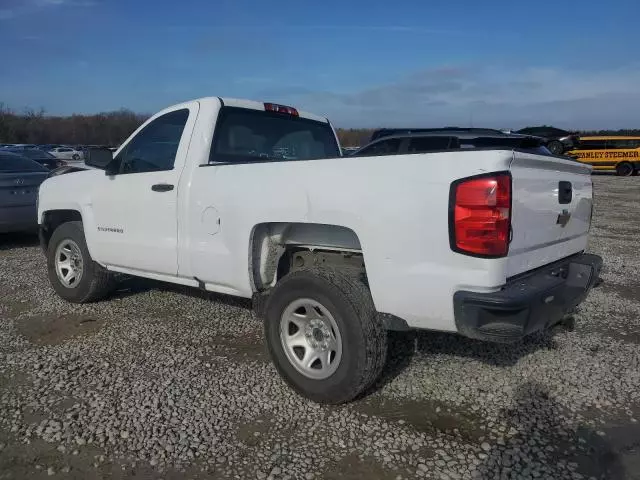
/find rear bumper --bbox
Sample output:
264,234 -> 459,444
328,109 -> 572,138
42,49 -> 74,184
453,253 -> 603,343
0,205 -> 38,233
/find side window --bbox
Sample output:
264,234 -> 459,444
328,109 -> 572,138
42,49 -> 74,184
408,136 -> 456,153
117,109 -> 189,174
579,140 -> 607,150
607,139 -> 640,149
606,139 -> 625,149
548,128 -> 568,137
356,138 -> 401,156
523,128 -> 544,136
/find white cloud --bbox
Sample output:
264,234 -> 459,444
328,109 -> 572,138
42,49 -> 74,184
264,64 -> 640,129
35,0 -> 68,5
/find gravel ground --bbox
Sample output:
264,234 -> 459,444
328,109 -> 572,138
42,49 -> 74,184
1,175 -> 639,480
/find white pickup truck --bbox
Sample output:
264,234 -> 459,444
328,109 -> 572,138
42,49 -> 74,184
37,97 -> 602,403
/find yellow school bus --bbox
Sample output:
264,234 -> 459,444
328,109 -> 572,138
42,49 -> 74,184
568,136 -> 640,176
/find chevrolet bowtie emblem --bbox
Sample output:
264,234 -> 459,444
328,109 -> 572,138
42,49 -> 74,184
556,209 -> 571,227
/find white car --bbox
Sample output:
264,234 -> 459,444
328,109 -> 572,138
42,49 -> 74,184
36,97 -> 602,403
48,146 -> 84,162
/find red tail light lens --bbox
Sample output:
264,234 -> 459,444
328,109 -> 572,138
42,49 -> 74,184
450,173 -> 511,257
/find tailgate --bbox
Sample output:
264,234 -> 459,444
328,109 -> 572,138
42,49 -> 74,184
507,152 -> 593,277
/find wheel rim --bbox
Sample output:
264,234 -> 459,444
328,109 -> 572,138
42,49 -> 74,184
54,239 -> 84,288
279,298 -> 343,380
549,142 -> 562,154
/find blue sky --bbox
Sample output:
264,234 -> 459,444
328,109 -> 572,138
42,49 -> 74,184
1,0 -> 639,129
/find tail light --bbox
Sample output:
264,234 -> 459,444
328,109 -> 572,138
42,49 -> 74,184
264,102 -> 299,116
449,173 -> 511,257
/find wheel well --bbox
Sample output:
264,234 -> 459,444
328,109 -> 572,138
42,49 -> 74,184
249,222 -> 365,291
40,210 -> 82,251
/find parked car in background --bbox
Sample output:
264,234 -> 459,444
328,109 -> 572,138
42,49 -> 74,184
354,129 -> 551,156
4,148 -> 63,170
341,147 -> 360,156
39,144 -> 62,151
48,146 -> 84,162
1,152 -> 48,233
515,126 -> 579,155
370,127 -> 507,142
567,136 -> 640,176
46,162 -> 95,177
1,144 -> 39,150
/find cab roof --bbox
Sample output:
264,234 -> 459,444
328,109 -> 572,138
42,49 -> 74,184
195,97 -> 330,124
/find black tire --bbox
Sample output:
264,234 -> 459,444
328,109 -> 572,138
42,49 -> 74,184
263,268 -> 387,404
616,162 -> 634,177
72,154 -> 80,161
547,140 -> 563,155
47,221 -> 114,303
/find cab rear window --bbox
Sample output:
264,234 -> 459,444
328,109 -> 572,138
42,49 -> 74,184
210,107 -> 340,164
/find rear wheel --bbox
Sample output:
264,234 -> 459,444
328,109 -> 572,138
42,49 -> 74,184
547,140 -> 563,155
263,268 -> 387,404
616,162 -> 634,177
47,221 -> 114,303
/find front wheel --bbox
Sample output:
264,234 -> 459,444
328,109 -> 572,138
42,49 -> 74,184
47,221 -> 114,303
616,162 -> 634,176
263,268 -> 387,404
71,154 -> 80,161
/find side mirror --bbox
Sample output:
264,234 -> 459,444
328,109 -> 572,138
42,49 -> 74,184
85,148 -> 114,171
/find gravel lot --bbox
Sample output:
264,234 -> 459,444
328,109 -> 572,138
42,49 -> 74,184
1,175 -> 639,480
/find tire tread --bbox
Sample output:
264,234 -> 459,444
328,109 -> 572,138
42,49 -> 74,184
47,221 -> 114,303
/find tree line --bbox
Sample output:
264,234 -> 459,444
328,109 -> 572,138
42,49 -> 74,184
0,104 -> 147,146
1,104 -> 639,147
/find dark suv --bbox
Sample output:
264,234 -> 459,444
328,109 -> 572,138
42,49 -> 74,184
514,126 -> 579,155
354,128 -> 550,157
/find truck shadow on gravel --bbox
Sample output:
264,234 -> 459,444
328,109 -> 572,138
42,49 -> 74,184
478,381 -> 629,480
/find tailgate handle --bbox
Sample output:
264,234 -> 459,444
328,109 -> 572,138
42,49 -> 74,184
558,181 -> 572,204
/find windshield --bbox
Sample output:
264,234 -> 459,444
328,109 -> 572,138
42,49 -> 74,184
0,153 -> 48,172
211,107 -> 340,163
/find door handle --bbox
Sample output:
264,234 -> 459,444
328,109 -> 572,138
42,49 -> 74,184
151,184 -> 174,192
